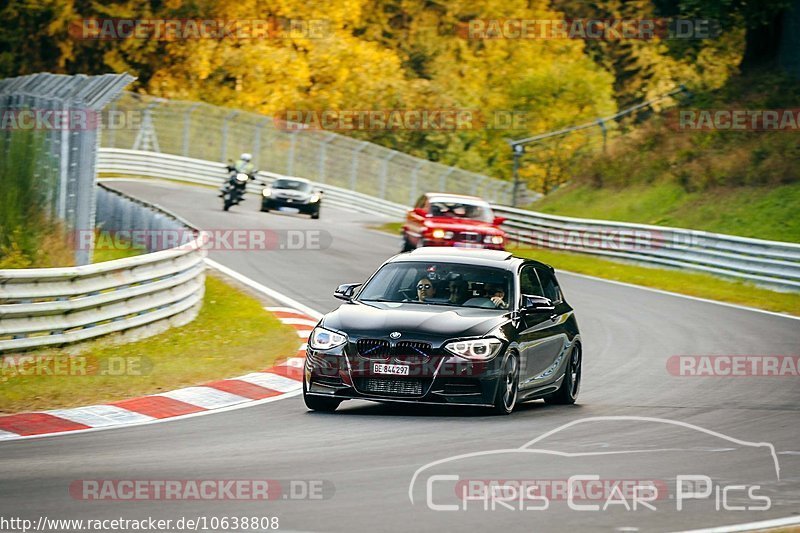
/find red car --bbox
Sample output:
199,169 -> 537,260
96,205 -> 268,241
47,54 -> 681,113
401,193 -> 506,252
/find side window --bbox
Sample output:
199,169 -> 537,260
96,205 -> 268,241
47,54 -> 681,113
519,266 -> 544,297
414,195 -> 426,209
537,268 -> 562,303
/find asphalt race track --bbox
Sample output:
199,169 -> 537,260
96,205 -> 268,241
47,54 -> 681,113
1,179 -> 798,533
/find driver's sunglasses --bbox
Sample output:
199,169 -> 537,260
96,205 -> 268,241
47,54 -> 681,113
417,284 -> 433,290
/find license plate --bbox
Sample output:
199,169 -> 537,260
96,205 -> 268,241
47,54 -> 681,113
454,242 -> 484,248
373,363 -> 410,376
278,206 -> 300,213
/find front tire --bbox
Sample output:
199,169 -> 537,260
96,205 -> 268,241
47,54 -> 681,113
223,198 -> 232,211
544,344 -> 581,405
310,208 -> 320,220
492,352 -> 519,415
303,379 -> 341,412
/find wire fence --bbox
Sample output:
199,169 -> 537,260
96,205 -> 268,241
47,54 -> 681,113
509,86 -> 687,198
0,73 -> 134,265
103,93 -> 522,206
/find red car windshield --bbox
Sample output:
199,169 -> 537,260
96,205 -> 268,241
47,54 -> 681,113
429,201 -> 493,223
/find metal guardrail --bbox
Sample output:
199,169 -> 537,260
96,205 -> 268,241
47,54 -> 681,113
96,148 -> 800,291
494,206 -> 800,291
0,184 -> 206,352
97,148 -> 408,218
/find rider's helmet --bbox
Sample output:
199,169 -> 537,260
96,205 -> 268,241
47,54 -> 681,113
240,153 -> 252,162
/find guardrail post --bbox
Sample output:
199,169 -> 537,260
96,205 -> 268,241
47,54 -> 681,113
439,167 -> 454,192
597,118 -> 607,153
379,151 -> 397,199
221,111 -> 239,162
58,100 -> 70,220
182,103 -> 200,157
286,131 -> 298,176
511,143 -> 525,207
253,118 -> 268,166
409,162 -> 423,205
472,175 -> 486,196
317,133 -> 336,183
350,141 -> 369,190
132,100 -> 162,152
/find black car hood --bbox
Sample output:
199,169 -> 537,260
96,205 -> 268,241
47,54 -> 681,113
321,301 -> 510,341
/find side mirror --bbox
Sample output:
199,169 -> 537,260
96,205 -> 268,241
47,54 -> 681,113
334,283 -> 362,301
521,294 -> 554,312
413,207 -> 427,218
317,189 -> 324,195
493,216 -> 506,226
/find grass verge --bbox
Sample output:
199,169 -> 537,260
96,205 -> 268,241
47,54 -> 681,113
513,247 -> 800,316
370,223 -> 799,316
529,181 -> 800,243
0,274 -> 300,414
371,221 -> 404,234
91,235 -> 146,263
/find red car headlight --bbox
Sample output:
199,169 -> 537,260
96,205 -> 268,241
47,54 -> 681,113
430,229 -> 454,239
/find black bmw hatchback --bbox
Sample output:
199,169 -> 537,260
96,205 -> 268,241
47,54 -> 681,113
303,248 -> 582,414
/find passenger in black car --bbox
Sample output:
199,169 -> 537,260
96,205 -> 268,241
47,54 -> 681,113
448,279 -> 469,305
487,285 -> 508,309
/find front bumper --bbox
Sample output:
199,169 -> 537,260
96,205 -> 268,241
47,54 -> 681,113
262,196 -> 319,212
304,343 -> 504,407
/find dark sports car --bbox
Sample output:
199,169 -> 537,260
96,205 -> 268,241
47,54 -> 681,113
303,248 -> 582,414
260,177 -> 322,219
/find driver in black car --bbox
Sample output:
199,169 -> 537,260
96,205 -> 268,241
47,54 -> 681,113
416,278 -> 436,302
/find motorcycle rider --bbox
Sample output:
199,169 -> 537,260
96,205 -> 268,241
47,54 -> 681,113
231,153 -> 255,174
220,153 -> 256,197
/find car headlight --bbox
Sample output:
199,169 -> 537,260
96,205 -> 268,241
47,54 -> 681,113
310,193 -> 320,203
484,235 -> 504,244
432,229 -> 445,239
444,338 -> 504,361
262,188 -> 272,197
309,326 -> 347,350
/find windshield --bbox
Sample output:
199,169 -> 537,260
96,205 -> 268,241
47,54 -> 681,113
273,179 -> 311,191
429,201 -> 493,223
357,262 -> 513,309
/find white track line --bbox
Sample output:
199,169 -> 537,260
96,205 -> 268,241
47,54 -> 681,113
206,258 -> 323,319
558,270 -> 800,321
675,514 -> 800,532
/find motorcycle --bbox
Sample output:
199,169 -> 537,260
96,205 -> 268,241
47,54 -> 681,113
221,165 -> 259,211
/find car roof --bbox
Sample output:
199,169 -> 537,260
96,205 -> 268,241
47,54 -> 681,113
388,247 -> 552,271
424,192 -> 489,205
273,176 -> 311,183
